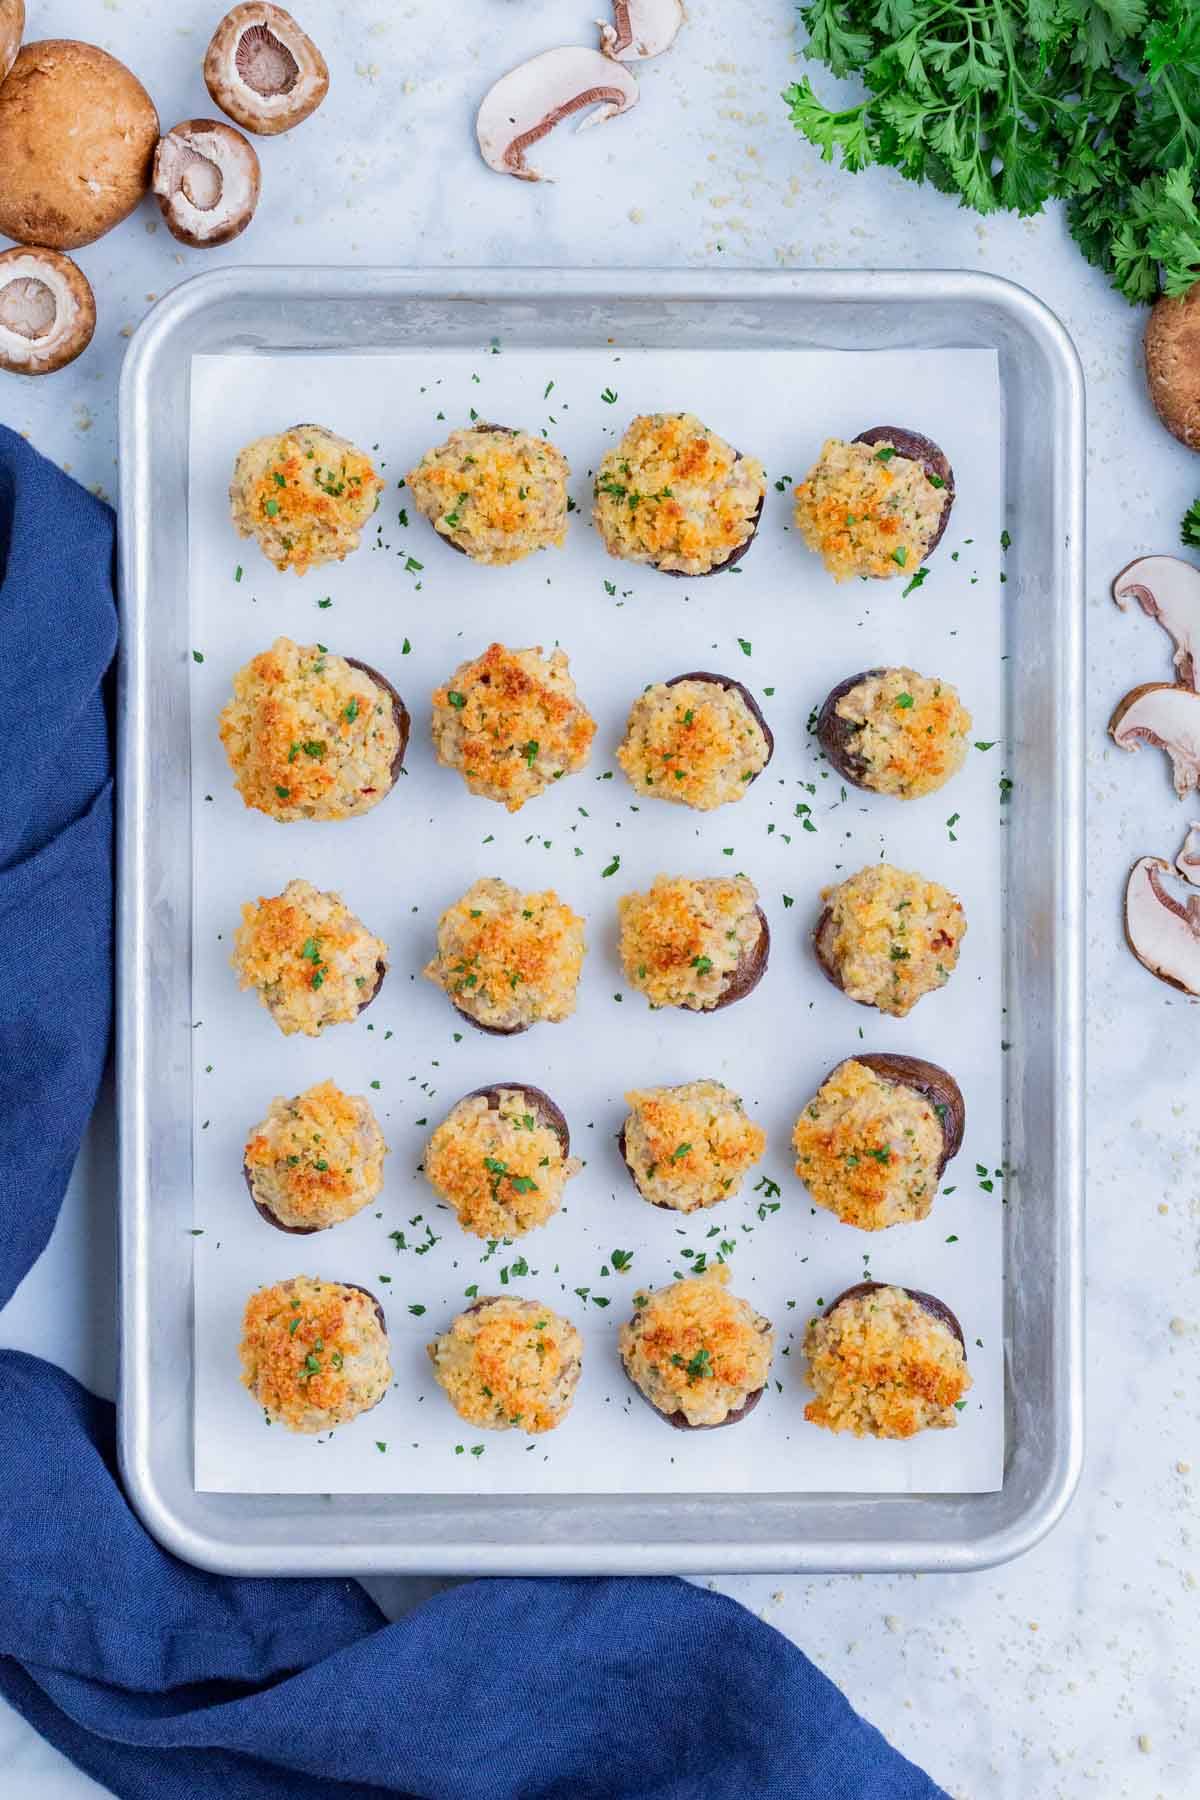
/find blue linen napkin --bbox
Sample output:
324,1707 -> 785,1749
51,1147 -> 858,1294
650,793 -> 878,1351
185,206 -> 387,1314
0,422 -> 947,1800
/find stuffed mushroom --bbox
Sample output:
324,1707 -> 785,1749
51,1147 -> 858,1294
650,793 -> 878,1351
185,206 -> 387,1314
424,1084 -> 579,1239
817,667 -> 971,799
619,874 -> 768,1012
230,423 -> 383,574
243,1079 -> 387,1233
791,1055 -> 964,1231
219,637 -> 409,821
423,877 -> 586,1035
814,863 -> 965,1018
427,1296 -> 583,1433
239,1275 -> 391,1433
617,673 -> 773,810
233,877 -> 387,1036
803,1281 -> 971,1438
619,1080 -> 765,1213
593,412 -> 765,576
793,427 -> 954,582
619,1265 -> 774,1430
405,424 -> 570,565
431,642 -> 595,810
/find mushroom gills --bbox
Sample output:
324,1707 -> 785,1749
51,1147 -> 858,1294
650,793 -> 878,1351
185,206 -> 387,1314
205,5 -> 329,135
476,47 -> 640,182
1109,682 -> 1200,799
1112,555 -> 1200,691
0,247 -> 95,376
1125,856 -> 1200,996
599,0 -> 684,60
237,20 -> 299,94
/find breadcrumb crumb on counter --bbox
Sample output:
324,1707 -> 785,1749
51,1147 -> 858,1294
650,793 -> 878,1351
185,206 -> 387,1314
233,878 -> 387,1037
623,1080 -> 765,1212
792,1060 -> 945,1231
425,1089 -> 579,1239
793,438 -> 945,581
617,678 -> 770,810
619,873 -> 763,1010
620,1266 -> 774,1428
427,1297 -> 582,1432
230,425 -> 383,575
406,426 -> 570,565
593,413 -> 765,575
240,1275 -> 391,1433
423,877 -> 585,1032
819,862 -> 965,1018
803,1285 -> 970,1438
244,1079 -> 387,1231
431,642 -> 596,811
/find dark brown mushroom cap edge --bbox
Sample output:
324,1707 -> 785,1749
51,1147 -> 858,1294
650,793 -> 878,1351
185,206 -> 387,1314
663,671 -> 774,774
659,450 -> 763,578
842,1050 -> 964,1178
852,425 -> 955,559
623,1316 -> 772,1432
822,1280 -> 966,1355
702,906 -> 771,1012
343,655 -> 411,790
461,1082 -> 570,1155
815,667 -> 888,791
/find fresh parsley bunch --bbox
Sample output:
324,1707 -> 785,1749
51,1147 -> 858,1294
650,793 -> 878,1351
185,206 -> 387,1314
784,0 -> 1200,302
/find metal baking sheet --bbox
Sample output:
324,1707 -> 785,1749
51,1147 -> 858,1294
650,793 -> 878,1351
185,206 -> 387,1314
117,268 -> 1084,1574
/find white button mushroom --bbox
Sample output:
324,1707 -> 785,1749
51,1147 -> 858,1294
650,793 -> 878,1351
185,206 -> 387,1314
153,120 -> 262,248
476,47 -> 640,183
1112,554 -> 1200,691
203,4 -> 329,136
1109,682 -> 1200,800
0,247 -> 96,378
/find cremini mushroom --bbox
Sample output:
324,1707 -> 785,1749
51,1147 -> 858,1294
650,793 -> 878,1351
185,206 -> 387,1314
203,3 -> 328,136
1145,284 -> 1200,451
0,246 -> 95,376
476,46 -> 640,182
153,119 -> 261,247
0,40 -> 159,250
1112,553 -> 1200,690
599,0 -> 684,60
1124,855 -> 1200,997
1176,822 -> 1200,887
0,0 -> 24,82
1109,682 -> 1200,799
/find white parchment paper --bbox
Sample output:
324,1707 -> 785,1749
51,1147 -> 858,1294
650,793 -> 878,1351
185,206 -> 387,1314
188,345 -> 1007,1496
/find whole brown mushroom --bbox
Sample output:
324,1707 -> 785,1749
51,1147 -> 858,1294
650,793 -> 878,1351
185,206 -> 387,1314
153,119 -> 261,247
1145,285 -> 1200,452
0,246 -> 95,376
0,0 -> 24,82
0,41 -> 158,250
204,4 -> 329,136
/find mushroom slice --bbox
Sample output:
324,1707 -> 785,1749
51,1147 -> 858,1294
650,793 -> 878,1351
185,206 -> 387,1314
1112,554 -> 1200,691
476,47 -> 639,182
1109,682 -> 1200,799
599,0 -> 684,60
204,3 -> 329,136
0,247 -> 95,377
1125,856 -> 1200,997
153,119 -> 261,247
0,0 -> 23,84
1176,822 -> 1200,887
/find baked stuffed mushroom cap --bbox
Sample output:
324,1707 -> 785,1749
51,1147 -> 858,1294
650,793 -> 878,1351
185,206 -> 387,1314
619,1080 -> 765,1213
233,877 -> 387,1037
792,1054 -> 964,1231
204,4 -> 329,136
405,424 -> 570,565
431,642 -> 595,810
803,1281 -> 970,1438
0,246 -> 95,377
793,428 -> 954,582
230,424 -> 384,574
423,876 -> 586,1035
619,1265 -> 773,1429
593,413 -> 766,576
617,673 -> 773,810
219,637 -> 408,822
427,1296 -> 583,1433
814,862 -> 965,1018
243,1079 -> 387,1233
817,667 -> 971,800
240,1275 -> 391,1433
618,874 -> 769,1012
424,1084 -> 579,1239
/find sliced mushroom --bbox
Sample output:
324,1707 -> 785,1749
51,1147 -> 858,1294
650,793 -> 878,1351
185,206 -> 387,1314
476,47 -> 639,182
1176,822 -> 1200,887
1109,682 -> 1200,799
1145,285 -> 1200,452
204,3 -> 329,136
153,119 -> 261,247
1125,856 -> 1200,997
1,0 -> 24,83
1112,554 -> 1200,691
598,0 -> 684,60
0,247 -> 95,377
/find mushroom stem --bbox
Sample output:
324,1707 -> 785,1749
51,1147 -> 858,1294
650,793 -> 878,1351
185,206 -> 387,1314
599,0 -> 684,60
476,47 -> 639,182
1112,554 -> 1200,691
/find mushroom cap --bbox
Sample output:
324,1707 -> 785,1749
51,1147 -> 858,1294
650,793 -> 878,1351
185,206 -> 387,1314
153,118 -> 261,247
1112,554 -> 1200,691
0,40 -> 159,250
1109,681 -> 1200,799
204,4 -> 329,137
599,0 -> 684,61
1145,284 -> 1200,452
476,46 -> 639,182
0,0 -> 24,83
1124,855 -> 1200,997
0,246 -> 96,377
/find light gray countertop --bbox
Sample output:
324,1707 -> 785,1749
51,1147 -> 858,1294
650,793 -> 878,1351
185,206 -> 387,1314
1,3 -> 1197,1795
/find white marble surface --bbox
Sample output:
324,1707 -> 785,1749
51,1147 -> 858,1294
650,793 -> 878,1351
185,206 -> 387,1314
1,2 -> 1197,1795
